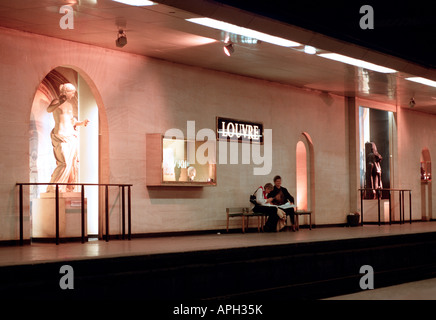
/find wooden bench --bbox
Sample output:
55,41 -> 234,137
226,207 -> 265,233
226,207 -> 247,233
245,210 -> 267,232
294,210 -> 312,230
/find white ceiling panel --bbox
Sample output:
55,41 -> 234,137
0,0 -> 434,114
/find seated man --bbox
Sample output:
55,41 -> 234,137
252,183 -> 286,232
268,175 -> 297,231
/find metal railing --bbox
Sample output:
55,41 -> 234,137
359,188 -> 412,226
17,182 -> 133,245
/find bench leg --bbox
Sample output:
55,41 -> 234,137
226,215 -> 229,233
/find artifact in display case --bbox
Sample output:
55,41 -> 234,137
147,133 -> 216,186
421,161 -> 432,182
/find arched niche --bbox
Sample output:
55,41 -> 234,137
296,132 -> 315,225
29,66 -> 108,238
420,148 -> 432,220
421,148 -> 431,182
296,141 -> 307,210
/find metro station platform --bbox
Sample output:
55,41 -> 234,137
2,222 -> 436,301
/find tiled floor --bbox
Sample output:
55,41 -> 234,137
2,222 -> 436,268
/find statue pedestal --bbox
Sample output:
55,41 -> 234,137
363,199 -> 390,223
32,192 -> 87,240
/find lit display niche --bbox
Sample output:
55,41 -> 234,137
421,154 -> 431,183
146,134 -> 216,186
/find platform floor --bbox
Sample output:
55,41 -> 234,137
3,222 -> 436,300
2,222 -> 436,267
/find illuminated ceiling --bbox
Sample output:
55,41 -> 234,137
0,0 -> 435,114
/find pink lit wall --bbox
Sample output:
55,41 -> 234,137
1,26 -> 436,241
396,107 -> 436,220
296,141 -> 307,211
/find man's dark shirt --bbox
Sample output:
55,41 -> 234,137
269,186 -> 294,206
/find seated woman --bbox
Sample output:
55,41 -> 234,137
252,183 -> 287,232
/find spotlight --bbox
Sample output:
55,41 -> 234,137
116,29 -> 127,48
223,43 -> 234,56
409,97 -> 415,108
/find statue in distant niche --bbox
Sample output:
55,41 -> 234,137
366,141 -> 383,198
46,83 -> 89,193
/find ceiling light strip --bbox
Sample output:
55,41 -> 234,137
406,77 -> 436,88
187,17 -> 300,47
112,0 -> 156,6
318,53 -> 397,73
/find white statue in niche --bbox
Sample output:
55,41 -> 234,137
46,83 -> 89,193
187,166 -> 196,181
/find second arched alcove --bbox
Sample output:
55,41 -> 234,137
296,132 -> 315,226
421,148 -> 432,220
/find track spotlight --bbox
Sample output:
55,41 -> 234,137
116,29 -> 127,48
409,97 -> 415,108
223,43 -> 234,56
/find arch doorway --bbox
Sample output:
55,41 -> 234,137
30,66 -> 103,240
420,148 -> 432,220
296,132 -> 315,225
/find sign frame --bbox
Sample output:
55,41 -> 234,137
216,117 -> 264,144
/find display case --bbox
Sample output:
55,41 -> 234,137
146,134 -> 216,186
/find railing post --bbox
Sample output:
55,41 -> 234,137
19,184 -> 24,246
105,184 -> 109,242
81,184 -> 85,243
399,190 -> 403,224
377,189 -> 381,226
128,185 -> 131,240
360,189 -> 364,226
122,186 -> 125,240
409,190 -> 412,224
402,190 -> 406,223
55,184 -> 60,245
402,190 -> 405,223
388,190 -> 392,225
